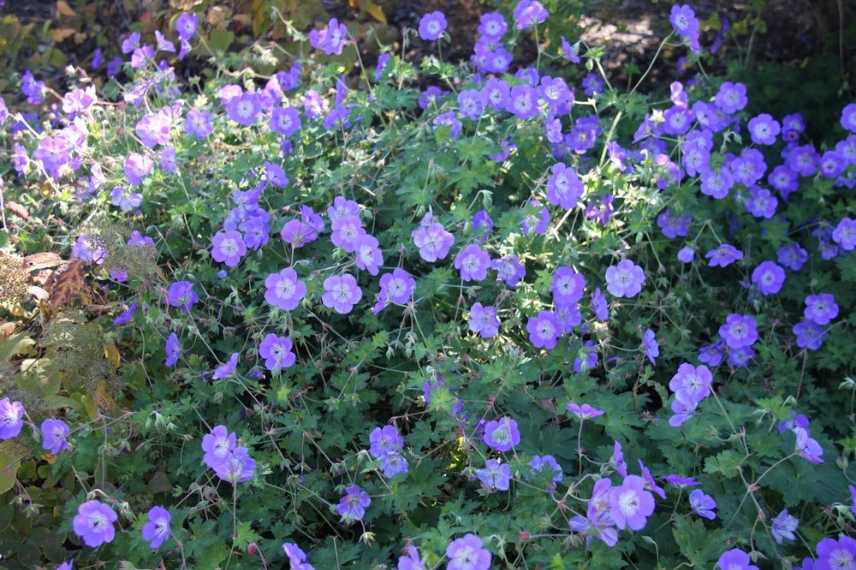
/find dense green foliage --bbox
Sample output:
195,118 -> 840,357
1,2 -> 855,570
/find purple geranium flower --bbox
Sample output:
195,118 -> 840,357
469,303 -> 500,339
769,165 -> 799,197
492,256 -> 526,288
475,459 -> 511,491
591,287 -> 609,321
816,536 -> 856,570
751,261 -> 786,296
21,70 -> 45,105
372,268 -> 416,313
454,244 -> 491,281
778,243 -> 808,271
611,441 -> 628,477
472,210 -> 493,240
141,506 -> 171,550
605,259 -> 645,298
569,479 -> 618,547
225,92 -> 261,126
165,332 -> 180,367
202,425 -> 236,469
715,82 -> 747,114
353,233 -> 383,276
700,167 -> 734,200
283,542 -> 314,570
566,402 -> 604,419
528,454 -> 563,485
110,186 -> 142,212
213,353 -> 239,381
446,534 -> 491,570
609,475 -> 656,531
322,274 -> 362,314
433,111 -> 462,139
369,424 -> 404,458
124,153 -> 153,186
527,311 -> 561,350
719,314 -> 758,349
745,187 -> 778,219
670,4 -> 700,52
264,268 -> 306,311
175,12 -> 198,41
271,106 -> 302,137
160,146 -> 177,174
717,549 -> 759,570
40,418 -> 69,454
793,320 -> 826,351
507,85 -> 539,120
71,234 -> 106,265
657,209 -> 692,239
513,0 -> 549,30
665,474 -> 699,488
841,103 -> 856,132
112,303 -> 137,326
689,489 -> 717,520
211,230 -> 247,268
833,217 -> 856,251
820,150 -> 847,179
546,163 -> 584,210
669,363 -> 712,404
793,426 -> 823,464
782,112 -> 806,141
551,266 -> 586,307
482,78 -> 510,111
771,509 -> 799,544
73,500 -> 118,548
280,220 -> 314,249
483,416 -> 520,452
520,200 -> 550,235
479,11 -> 508,38
457,89 -> 486,120
573,340 -> 599,373
331,215 -> 365,253
748,113 -> 781,145
804,293 -> 838,325
213,446 -> 256,483
337,484 -> 370,523
328,196 -> 360,222
135,108 -> 174,148
309,18 -> 347,55
851,485 -> 856,517
259,334 -> 296,372
642,329 -> 659,364
412,213 -> 454,262
706,243 -> 743,267
166,280 -> 198,312
419,11 -> 447,41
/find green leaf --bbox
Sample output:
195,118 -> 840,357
704,450 -> 744,479
208,30 -> 234,52
233,521 -> 260,550
672,515 -> 725,567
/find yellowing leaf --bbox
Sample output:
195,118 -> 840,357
361,0 -> 386,24
56,0 -> 77,17
95,381 -> 118,413
104,343 -> 121,369
51,27 -> 77,42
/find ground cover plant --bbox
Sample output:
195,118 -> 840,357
1,2 -> 856,569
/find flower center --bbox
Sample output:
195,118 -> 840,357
619,490 -> 639,516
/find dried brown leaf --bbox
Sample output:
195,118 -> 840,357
45,260 -> 88,312
24,252 -> 63,272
